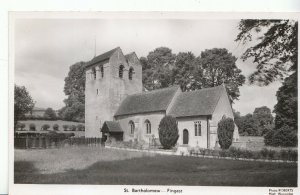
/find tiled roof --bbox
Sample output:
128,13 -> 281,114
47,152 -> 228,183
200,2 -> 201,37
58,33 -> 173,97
169,85 -> 225,118
85,47 -> 119,68
114,85 -> 180,117
101,121 -> 123,133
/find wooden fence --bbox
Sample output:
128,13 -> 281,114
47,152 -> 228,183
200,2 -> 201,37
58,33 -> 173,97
14,137 -> 103,149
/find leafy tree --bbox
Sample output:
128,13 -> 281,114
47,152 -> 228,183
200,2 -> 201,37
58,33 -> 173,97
29,123 -> 36,131
44,108 -> 57,120
62,124 -> 69,131
42,124 -> 50,131
236,20 -> 297,85
217,117 -> 235,149
142,47 -> 176,90
172,52 -> 196,91
253,106 -> 274,136
53,124 -> 59,131
59,61 -> 86,122
193,48 -> 245,102
158,115 -> 179,149
14,85 -> 35,130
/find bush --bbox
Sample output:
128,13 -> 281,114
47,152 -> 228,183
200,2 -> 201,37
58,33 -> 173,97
16,122 -> 26,131
158,115 -> 179,149
264,125 -> 297,147
53,124 -> 59,131
70,125 -> 77,131
43,107 -> 57,120
62,124 -> 69,131
42,124 -> 50,131
77,124 -> 85,131
217,117 -> 235,149
29,123 -> 36,131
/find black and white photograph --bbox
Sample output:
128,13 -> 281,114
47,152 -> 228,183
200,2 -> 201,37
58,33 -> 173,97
9,11 -> 298,194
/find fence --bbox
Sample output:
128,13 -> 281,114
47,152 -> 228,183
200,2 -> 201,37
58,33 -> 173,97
14,136 -> 103,149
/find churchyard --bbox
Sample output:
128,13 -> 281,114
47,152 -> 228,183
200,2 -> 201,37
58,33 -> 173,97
14,146 -> 297,186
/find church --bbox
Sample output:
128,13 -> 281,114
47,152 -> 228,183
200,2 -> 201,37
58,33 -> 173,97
84,47 -> 239,149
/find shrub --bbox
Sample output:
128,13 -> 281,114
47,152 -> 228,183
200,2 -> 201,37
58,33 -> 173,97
264,125 -> 297,147
29,123 -> 36,131
217,117 -> 235,149
43,107 -> 57,120
260,148 -> 269,159
158,115 -> 179,149
77,124 -> 85,131
42,124 -> 50,131
70,125 -> 77,131
62,124 -> 69,131
16,122 -> 25,131
53,124 -> 59,131
287,149 -> 298,161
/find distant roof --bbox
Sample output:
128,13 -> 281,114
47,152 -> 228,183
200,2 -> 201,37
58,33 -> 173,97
85,47 -> 119,68
33,107 -> 46,111
101,121 -> 123,133
169,85 -> 225,118
115,85 -> 180,117
124,52 -> 136,62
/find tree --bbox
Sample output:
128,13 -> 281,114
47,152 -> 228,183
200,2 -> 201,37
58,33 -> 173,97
158,115 -> 179,149
141,47 -> 245,103
44,108 -> 57,120
172,52 -> 196,91
53,124 -> 59,131
14,85 -> 35,130
253,106 -> 274,136
217,117 -> 235,149
29,123 -> 36,131
59,61 -> 86,122
42,124 -> 50,131
193,48 -> 245,102
236,20 -> 297,85
142,47 -> 176,90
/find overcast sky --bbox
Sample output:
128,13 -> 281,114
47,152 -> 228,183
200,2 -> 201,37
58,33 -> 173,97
14,18 -> 281,115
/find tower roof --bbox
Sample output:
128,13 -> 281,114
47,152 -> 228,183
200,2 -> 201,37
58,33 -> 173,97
85,47 -> 120,68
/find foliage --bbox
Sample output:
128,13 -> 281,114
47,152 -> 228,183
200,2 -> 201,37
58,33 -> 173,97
142,47 -> 176,90
217,117 -> 235,149
16,122 -> 26,131
53,124 -> 59,131
62,124 -> 69,131
193,48 -> 245,102
264,125 -> 297,147
158,115 -> 179,149
70,125 -> 77,131
141,47 -> 245,103
42,124 -> 50,131
29,123 -> 36,131
14,85 -> 35,129
77,124 -> 85,131
59,61 -> 86,122
236,20 -> 297,85
44,108 -> 57,120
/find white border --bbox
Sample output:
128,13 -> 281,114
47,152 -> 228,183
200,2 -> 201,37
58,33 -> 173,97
1,2 -> 300,195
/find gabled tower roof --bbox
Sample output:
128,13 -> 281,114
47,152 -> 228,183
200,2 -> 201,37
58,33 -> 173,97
85,47 -> 120,68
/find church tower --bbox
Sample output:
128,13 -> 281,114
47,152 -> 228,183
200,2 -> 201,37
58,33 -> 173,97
84,47 -> 142,138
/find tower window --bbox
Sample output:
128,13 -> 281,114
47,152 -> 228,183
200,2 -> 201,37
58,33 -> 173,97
119,65 -> 124,78
129,67 -> 134,80
145,120 -> 151,134
96,89 -> 98,95
92,67 -> 96,80
100,65 -> 104,78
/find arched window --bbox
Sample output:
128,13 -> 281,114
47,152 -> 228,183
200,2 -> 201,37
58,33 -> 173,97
119,65 -> 124,78
100,65 -> 104,78
92,67 -> 96,80
194,121 -> 201,136
145,120 -> 151,134
128,67 -> 134,80
129,121 -> 135,134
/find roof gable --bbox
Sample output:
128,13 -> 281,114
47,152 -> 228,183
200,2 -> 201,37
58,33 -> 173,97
169,85 -> 225,118
114,85 -> 180,117
85,47 -> 120,68
101,121 -> 123,133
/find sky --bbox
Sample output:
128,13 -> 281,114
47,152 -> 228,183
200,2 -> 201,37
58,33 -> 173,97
14,18 -> 281,115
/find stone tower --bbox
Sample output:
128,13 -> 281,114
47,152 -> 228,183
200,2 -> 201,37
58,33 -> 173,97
85,47 -> 142,138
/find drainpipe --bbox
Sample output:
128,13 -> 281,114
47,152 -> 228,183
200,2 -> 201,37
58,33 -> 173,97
207,117 -> 210,149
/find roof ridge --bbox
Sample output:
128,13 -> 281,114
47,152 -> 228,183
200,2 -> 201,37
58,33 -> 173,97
182,85 -> 223,94
129,85 -> 180,96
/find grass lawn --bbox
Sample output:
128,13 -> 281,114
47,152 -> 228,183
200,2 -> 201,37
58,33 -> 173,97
14,147 -> 297,186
